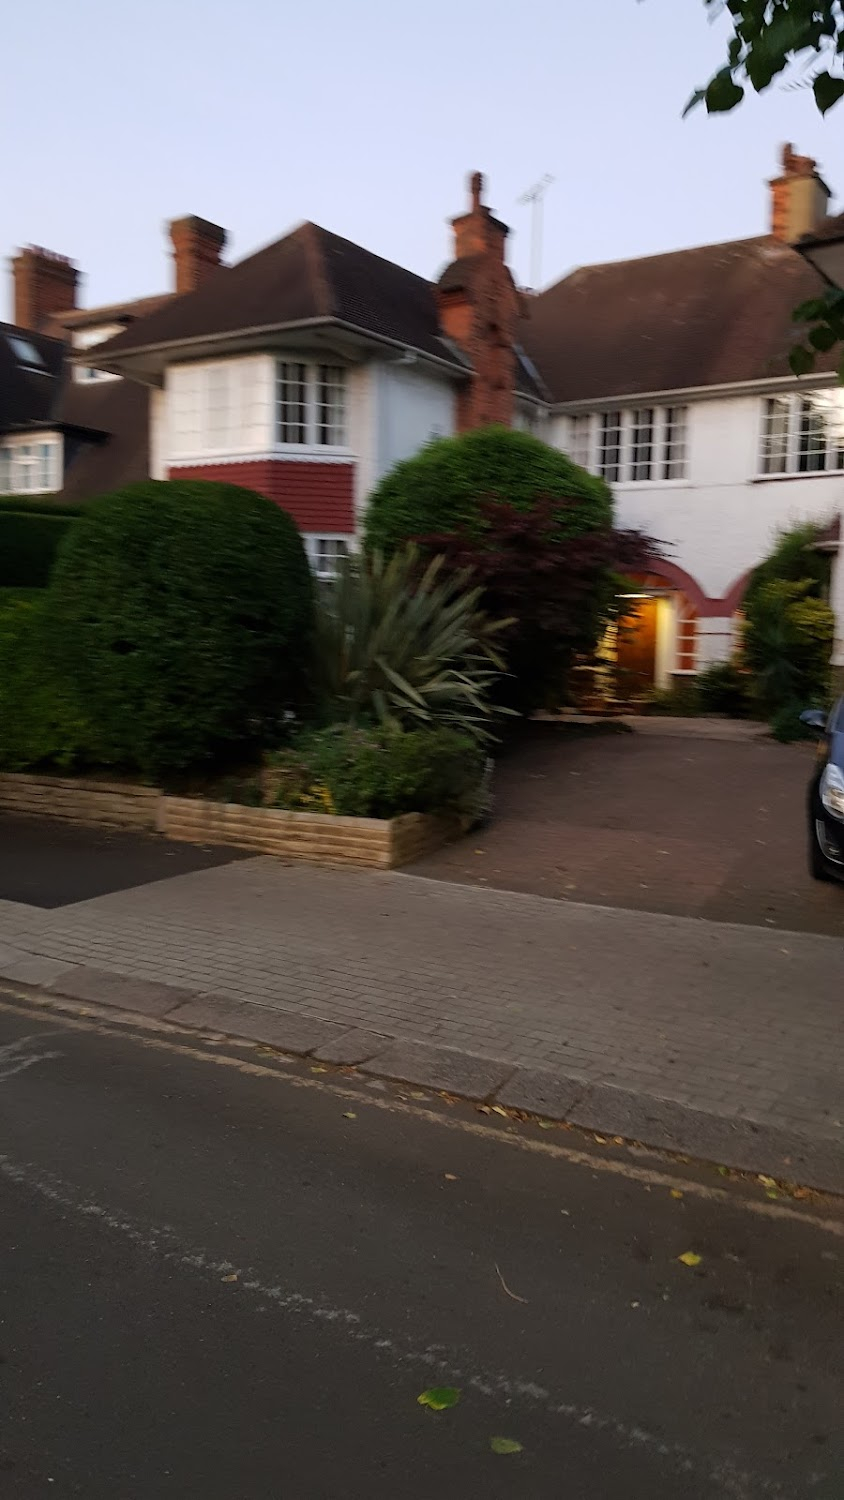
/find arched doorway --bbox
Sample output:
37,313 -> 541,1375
614,573 -> 699,698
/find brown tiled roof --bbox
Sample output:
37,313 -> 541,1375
523,235 -> 834,404
49,293 -> 174,337
92,224 -> 466,370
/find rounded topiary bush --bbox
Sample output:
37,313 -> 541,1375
47,479 -> 315,777
364,425 -> 612,554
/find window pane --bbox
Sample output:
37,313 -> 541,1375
307,536 -> 348,581
798,395 -> 827,472
761,397 -> 790,474
598,410 -> 622,482
568,414 -> 591,470
317,366 -> 346,446
630,408 -> 654,481
662,405 -> 687,480
277,361 -> 307,443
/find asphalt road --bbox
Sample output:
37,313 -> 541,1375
0,813 -> 241,908
0,995 -> 841,1498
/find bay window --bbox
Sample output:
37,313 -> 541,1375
0,435 -> 62,495
276,361 -> 347,447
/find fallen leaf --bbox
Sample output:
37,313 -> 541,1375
444,1173 -> 458,1181
310,1065 -> 328,1074
765,1189 -> 780,1200
593,1135 -> 608,1145
490,1105 -> 508,1118
410,1091 -> 427,1100
537,1121 -> 553,1130
417,1387 -> 460,1411
678,1251 -> 702,1268
757,1174 -> 777,1189
343,1111 -> 357,1120
716,1166 -> 729,1177
476,1104 -> 492,1115
670,1189 -> 684,1200
490,1437 -> 523,1455
612,1137 -> 624,1145
221,1273 -> 238,1283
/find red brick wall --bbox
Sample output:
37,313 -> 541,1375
167,460 -> 355,533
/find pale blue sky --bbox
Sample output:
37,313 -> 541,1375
1,0 -> 839,318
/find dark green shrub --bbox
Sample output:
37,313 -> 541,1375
645,677 -> 702,716
743,579 -> 833,717
0,596 -> 90,769
743,521 -> 832,613
46,479 -> 315,778
270,724 -> 486,819
364,425 -> 612,556
696,661 -> 752,717
0,499 -> 81,587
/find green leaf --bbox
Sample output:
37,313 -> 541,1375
789,344 -> 816,377
682,86 -> 706,118
793,297 -> 829,323
705,70 -> 745,113
809,323 -> 839,353
490,1436 -> 523,1455
417,1386 -> 460,1411
813,72 -> 844,115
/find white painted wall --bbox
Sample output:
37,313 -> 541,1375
551,393 -> 844,603
371,361 -> 455,487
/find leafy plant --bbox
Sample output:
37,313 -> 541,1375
315,546 -> 510,743
742,578 -> 834,715
270,724 -> 486,819
743,521 -> 832,612
46,479 -> 315,778
685,1 -> 844,120
364,424 -> 612,557
421,498 -> 660,714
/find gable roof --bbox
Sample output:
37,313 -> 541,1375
523,235 -> 834,405
92,223 -> 466,371
46,293 -> 174,338
58,377 -> 150,500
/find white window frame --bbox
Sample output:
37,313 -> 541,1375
562,406 -> 689,484
276,361 -> 349,451
303,533 -> 352,582
0,433 -> 62,495
758,389 -> 844,477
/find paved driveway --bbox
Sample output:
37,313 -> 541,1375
413,723 -> 844,937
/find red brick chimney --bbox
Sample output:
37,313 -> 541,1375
168,215 -> 227,295
769,144 -> 830,243
11,246 -> 79,332
436,172 -> 525,431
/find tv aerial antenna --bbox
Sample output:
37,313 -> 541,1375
518,174 -> 555,290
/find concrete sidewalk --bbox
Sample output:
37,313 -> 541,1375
0,859 -> 841,1191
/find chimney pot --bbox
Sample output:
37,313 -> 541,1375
770,144 -> 830,243
168,215 -> 227,295
11,245 -> 79,332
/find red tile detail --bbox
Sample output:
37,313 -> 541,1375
168,459 -> 355,533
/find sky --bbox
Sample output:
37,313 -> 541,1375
2,0 -> 841,318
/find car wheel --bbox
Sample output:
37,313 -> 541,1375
809,822 -> 832,882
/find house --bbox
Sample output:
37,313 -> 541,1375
0,219 -> 223,505
4,152 -> 843,685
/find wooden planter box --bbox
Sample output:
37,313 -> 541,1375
0,773 -> 459,870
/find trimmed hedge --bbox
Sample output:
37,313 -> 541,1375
364,425 -> 613,555
0,498 -> 82,587
46,479 -> 316,778
0,595 -> 90,770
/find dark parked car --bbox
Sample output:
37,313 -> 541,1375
801,698 -> 844,883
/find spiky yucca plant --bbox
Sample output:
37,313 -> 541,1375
315,546 -> 510,742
